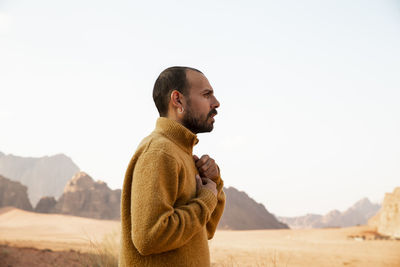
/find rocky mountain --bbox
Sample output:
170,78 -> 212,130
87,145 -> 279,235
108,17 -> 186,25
0,150 -> 290,228
0,175 -> 32,211
369,187 -> 400,238
279,198 -> 380,229
281,213 -> 323,229
34,196 -> 57,213
0,152 -> 80,206
36,172 -> 121,220
35,174 -> 287,228
218,187 -> 288,230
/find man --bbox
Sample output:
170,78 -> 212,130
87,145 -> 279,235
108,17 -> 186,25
119,66 -> 226,267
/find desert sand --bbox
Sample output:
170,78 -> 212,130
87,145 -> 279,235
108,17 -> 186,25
0,207 -> 119,252
0,207 -> 399,267
209,228 -> 400,267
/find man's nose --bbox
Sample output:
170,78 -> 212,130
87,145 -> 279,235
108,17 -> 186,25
212,96 -> 220,109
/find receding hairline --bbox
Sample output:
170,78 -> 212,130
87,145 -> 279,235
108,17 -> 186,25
183,68 -> 208,95
183,66 -> 203,75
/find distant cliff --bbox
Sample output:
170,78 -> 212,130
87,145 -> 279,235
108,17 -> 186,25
35,173 -> 287,228
0,151 -> 80,206
36,172 -> 121,220
0,150 -> 289,228
0,175 -> 32,211
369,187 -> 400,238
219,187 -> 288,230
279,198 -> 380,229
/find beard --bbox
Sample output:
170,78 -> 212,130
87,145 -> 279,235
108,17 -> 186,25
182,106 -> 217,134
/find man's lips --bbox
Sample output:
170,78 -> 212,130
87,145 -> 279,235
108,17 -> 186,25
208,110 -> 217,122
208,110 -> 218,118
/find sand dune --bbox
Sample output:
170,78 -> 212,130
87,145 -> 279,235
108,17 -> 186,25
0,207 -> 119,252
1,207 -> 399,267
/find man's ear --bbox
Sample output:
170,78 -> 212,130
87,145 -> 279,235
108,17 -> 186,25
170,90 -> 183,108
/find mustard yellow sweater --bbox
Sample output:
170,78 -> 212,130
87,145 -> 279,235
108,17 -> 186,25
119,117 -> 226,267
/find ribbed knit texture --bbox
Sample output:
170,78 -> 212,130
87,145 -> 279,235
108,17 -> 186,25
119,117 -> 226,267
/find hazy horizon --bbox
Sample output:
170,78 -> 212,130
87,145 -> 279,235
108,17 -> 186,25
1,0 -> 399,216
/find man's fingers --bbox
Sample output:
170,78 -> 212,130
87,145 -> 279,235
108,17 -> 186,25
194,154 -> 219,181
201,160 -> 218,176
199,160 -> 210,172
193,155 -> 199,162
200,158 -> 215,173
195,155 -> 209,168
197,156 -> 215,173
203,169 -> 214,179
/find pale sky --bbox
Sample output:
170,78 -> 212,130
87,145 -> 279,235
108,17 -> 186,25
1,0 -> 399,216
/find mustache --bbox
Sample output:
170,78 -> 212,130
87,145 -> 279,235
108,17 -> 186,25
207,109 -> 218,118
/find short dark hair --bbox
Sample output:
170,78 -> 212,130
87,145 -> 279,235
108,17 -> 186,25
153,66 -> 202,117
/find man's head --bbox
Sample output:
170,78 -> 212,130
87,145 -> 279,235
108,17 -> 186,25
153,66 -> 220,134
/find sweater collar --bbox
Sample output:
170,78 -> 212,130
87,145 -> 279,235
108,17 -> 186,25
155,117 -> 199,154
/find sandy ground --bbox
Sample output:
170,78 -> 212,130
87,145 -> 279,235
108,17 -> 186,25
209,228 -> 400,267
0,207 -> 399,267
0,207 -> 120,252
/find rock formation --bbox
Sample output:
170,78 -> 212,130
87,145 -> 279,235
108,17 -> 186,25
369,187 -> 400,238
35,196 -> 57,213
278,214 -> 321,229
279,198 -> 380,229
218,187 -> 288,230
0,152 -> 80,206
54,172 -> 121,220
34,173 -> 288,228
0,175 -> 32,211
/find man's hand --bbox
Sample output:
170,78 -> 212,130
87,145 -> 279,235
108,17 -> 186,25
195,175 -> 217,197
193,154 -> 219,181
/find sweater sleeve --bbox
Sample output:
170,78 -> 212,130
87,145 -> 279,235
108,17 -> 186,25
130,150 -> 218,256
206,171 -> 226,239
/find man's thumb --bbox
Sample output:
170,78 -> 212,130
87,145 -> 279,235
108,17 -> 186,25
195,174 -> 202,189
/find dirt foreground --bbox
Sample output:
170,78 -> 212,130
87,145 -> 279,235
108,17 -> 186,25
0,207 -> 399,267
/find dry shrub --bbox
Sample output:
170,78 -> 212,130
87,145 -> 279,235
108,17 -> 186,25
79,229 -> 120,267
212,249 -> 291,267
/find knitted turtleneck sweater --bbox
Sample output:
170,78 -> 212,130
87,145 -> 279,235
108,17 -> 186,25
119,117 -> 226,267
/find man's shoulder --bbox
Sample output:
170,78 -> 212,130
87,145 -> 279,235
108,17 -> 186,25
136,131 -> 179,158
